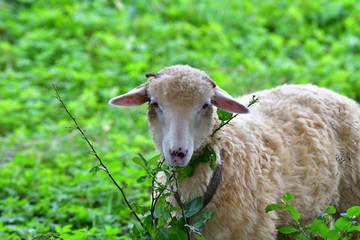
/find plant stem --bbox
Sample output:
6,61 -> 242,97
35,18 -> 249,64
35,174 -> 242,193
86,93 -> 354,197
173,171 -> 191,239
212,113 -> 238,136
53,84 -> 145,230
296,220 -> 310,239
212,95 -> 259,136
150,159 -> 174,224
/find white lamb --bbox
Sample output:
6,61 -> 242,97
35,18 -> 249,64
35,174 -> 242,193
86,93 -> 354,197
109,65 -> 360,239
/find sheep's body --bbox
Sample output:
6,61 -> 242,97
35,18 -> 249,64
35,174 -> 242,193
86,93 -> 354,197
170,84 -> 360,239
110,65 -> 360,239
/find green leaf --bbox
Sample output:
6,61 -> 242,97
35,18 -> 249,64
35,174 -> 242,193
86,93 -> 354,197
158,226 -> 169,240
137,153 -> 148,166
283,192 -> 294,202
89,166 -> 100,175
55,224 -> 73,234
131,203 -> 147,215
174,217 -> 187,232
326,206 -> 336,215
192,209 -> 214,230
143,215 -> 153,228
196,236 -> 206,240
342,234 -> 353,240
137,175 -> 149,183
326,229 -> 340,240
184,196 -> 203,218
207,145 -> 216,170
148,154 -> 161,166
346,206 -> 360,218
285,205 -> 300,221
167,228 -> 188,240
336,217 -> 352,230
132,156 -> 146,169
190,145 -> 216,169
265,204 -> 283,213
310,219 -> 322,232
185,224 -> 200,233
89,164 -> 107,175
310,219 -> 329,238
348,225 -> 360,231
217,109 -> 233,121
177,165 -> 194,182
318,213 -> 330,223
294,235 -> 307,240
278,226 -> 298,234
154,196 -> 169,226
131,223 -> 141,238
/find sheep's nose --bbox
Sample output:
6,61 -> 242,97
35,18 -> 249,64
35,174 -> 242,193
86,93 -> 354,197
169,148 -> 188,164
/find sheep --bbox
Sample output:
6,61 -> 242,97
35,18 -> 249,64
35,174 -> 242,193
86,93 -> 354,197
109,65 -> 360,239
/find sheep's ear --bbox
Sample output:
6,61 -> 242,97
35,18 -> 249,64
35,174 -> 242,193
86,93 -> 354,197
109,83 -> 149,107
212,87 -> 249,114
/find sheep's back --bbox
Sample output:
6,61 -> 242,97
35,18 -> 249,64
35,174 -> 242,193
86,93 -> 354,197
230,84 -> 360,225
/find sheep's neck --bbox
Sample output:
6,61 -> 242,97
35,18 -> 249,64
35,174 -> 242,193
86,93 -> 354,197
175,160 -> 223,212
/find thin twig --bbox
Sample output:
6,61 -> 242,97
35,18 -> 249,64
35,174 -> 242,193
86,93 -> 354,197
53,84 -> 145,230
151,172 -> 175,221
151,176 -> 155,226
212,113 -> 238,136
212,95 -> 259,136
151,159 -> 165,224
173,172 -> 191,239
295,220 -> 310,239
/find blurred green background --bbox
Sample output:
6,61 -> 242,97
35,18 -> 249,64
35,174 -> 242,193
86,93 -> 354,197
0,0 -> 359,239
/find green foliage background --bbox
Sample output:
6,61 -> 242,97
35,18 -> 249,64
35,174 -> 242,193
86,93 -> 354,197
0,0 -> 359,239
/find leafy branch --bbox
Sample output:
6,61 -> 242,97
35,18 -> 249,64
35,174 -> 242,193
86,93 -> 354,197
174,172 -> 191,239
131,152 -> 215,239
53,85 -> 145,230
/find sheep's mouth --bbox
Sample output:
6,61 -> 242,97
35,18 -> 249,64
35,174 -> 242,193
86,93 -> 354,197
167,149 -> 190,167
170,149 -> 188,161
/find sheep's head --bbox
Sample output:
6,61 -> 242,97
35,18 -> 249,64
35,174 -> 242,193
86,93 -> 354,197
109,65 -> 249,167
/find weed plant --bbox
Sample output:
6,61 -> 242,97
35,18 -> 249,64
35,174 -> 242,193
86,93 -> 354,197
266,192 -> 360,240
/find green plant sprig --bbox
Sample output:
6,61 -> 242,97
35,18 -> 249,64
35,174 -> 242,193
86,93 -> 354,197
130,150 -> 216,239
54,87 -> 259,239
266,192 -> 360,240
173,172 -> 191,239
53,85 -> 146,231
212,95 -> 259,137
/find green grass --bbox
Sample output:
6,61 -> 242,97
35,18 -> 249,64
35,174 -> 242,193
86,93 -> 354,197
0,0 -> 359,239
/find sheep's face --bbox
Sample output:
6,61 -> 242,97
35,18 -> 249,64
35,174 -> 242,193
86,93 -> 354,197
147,101 -> 215,167
146,73 -> 216,166
109,65 -> 249,167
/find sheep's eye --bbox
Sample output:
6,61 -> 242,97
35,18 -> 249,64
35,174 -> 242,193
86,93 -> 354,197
202,102 -> 210,109
151,101 -> 159,109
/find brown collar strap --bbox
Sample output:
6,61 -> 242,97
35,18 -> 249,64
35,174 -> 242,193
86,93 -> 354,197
202,161 -> 223,209
174,150 -> 223,213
